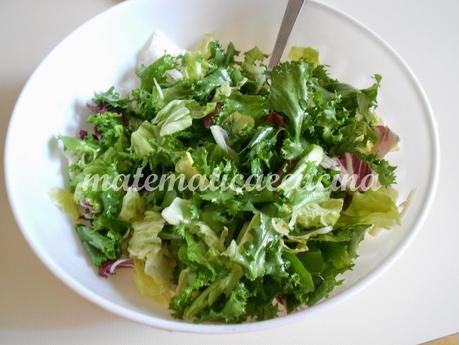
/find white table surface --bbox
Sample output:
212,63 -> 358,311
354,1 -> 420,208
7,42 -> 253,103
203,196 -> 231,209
1,0 -> 458,344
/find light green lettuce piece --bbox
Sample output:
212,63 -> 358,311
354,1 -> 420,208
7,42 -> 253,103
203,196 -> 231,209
194,33 -> 216,59
59,135 -> 99,167
284,226 -> 335,253
49,188 -> 79,221
295,198 -> 344,229
340,188 -> 401,229
279,145 -> 324,195
133,259 -> 170,304
119,188 -> 145,222
152,100 -> 193,136
180,52 -> 212,81
242,47 -> 268,83
152,100 -> 210,136
230,111 -> 255,134
128,211 -> 172,301
130,121 -> 157,158
288,46 -> 320,65
271,217 -> 290,235
161,197 -> 193,225
224,213 -> 281,280
213,80 -> 233,99
175,152 -> 200,179
128,211 -> 164,258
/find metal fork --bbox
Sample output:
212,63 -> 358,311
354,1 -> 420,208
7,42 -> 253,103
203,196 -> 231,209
268,0 -> 306,69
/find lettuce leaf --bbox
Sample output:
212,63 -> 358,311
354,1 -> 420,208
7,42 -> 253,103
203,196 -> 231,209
49,188 -> 79,221
128,211 -> 173,300
130,121 -> 158,158
182,264 -> 244,321
119,188 -> 145,222
295,198 -> 344,229
224,213 -> 284,280
137,54 -> 177,90
133,259 -> 170,304
268,60 -> 310,141
340,188 -> 401,229
288,46 -> 320,65
161,197 -> 193,225
76,224 -> 121,267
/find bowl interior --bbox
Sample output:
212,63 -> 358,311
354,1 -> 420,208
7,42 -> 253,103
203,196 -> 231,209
5,0 -> 438,332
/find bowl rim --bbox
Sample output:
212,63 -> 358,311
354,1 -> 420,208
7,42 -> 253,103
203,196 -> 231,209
4,0 -> 440,334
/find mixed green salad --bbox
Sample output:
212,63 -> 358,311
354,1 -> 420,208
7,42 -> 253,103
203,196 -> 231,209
52,34 -> 401,323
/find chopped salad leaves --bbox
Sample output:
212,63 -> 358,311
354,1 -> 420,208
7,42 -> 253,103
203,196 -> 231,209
53,31 -> 401,323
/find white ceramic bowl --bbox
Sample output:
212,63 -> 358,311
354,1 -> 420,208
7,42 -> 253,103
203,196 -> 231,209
4,0 -> 439,333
